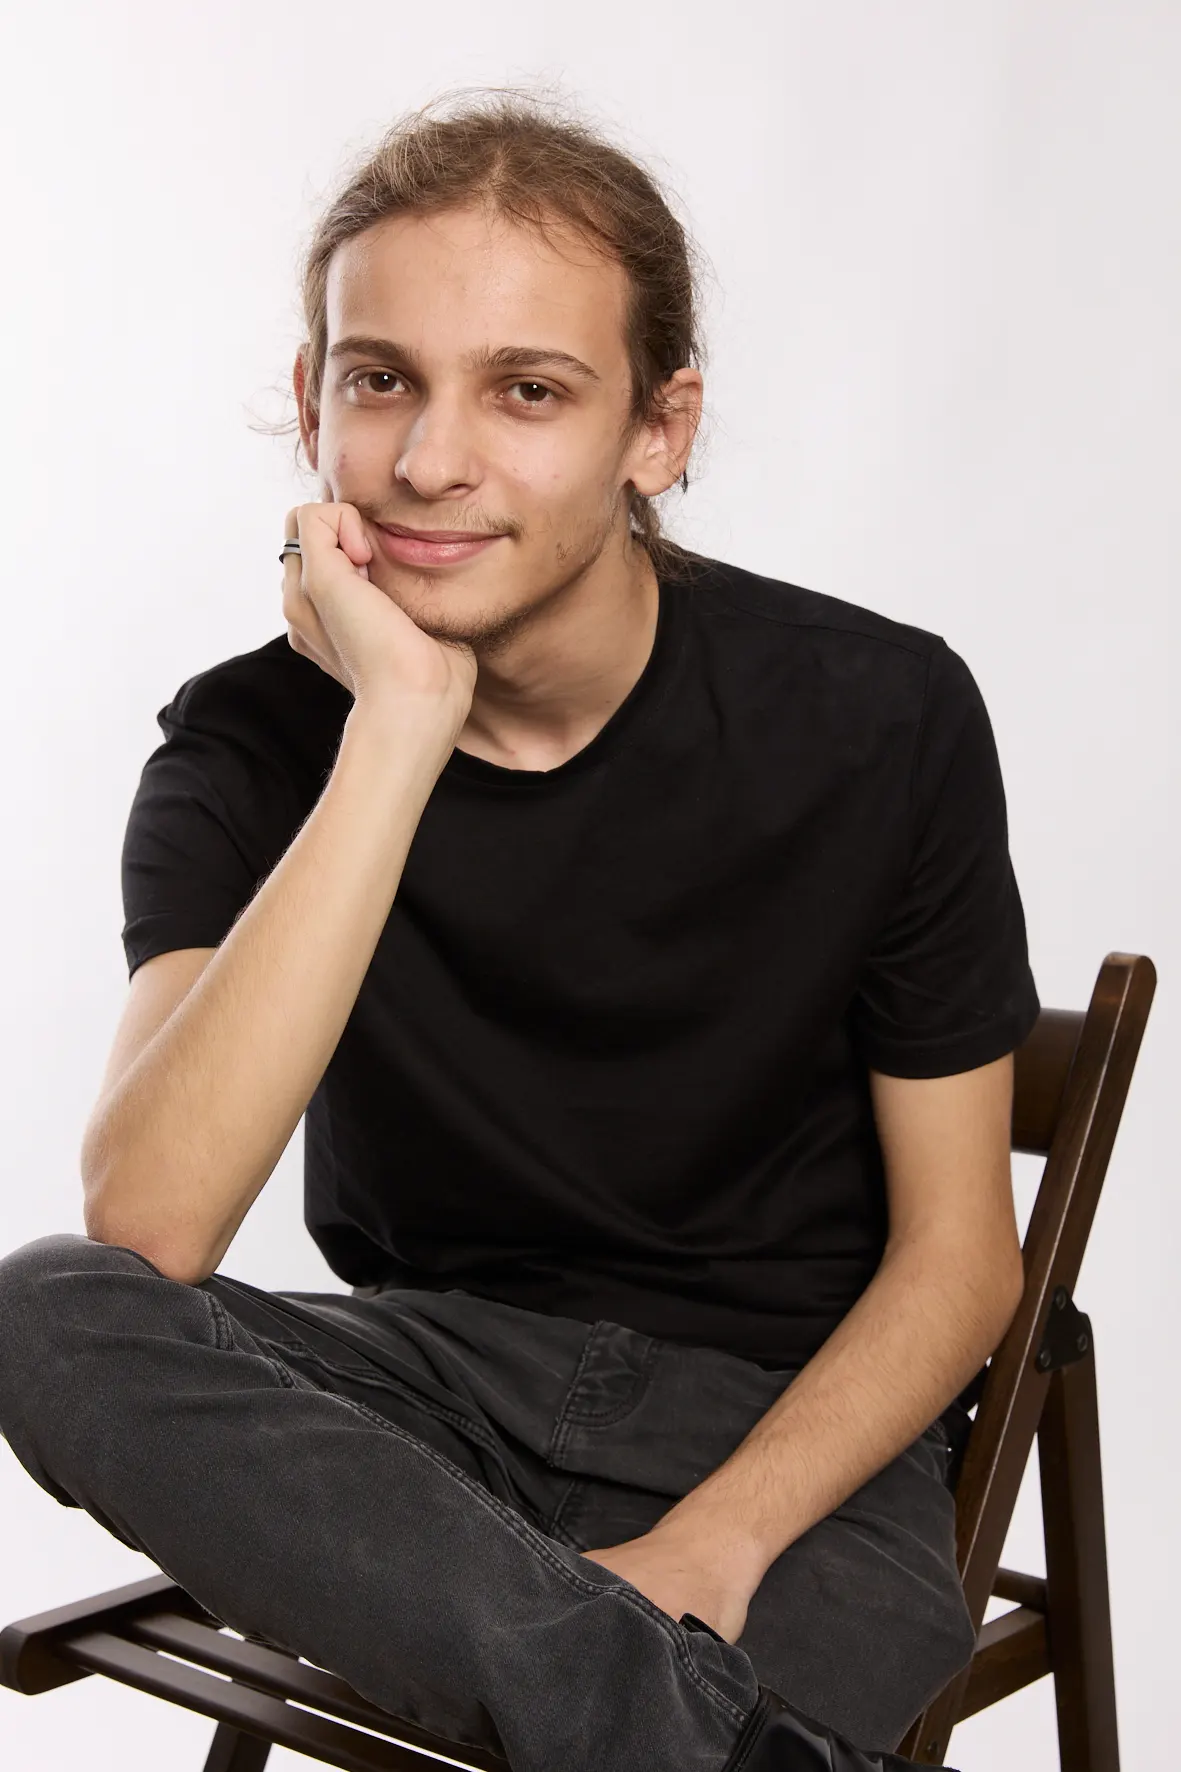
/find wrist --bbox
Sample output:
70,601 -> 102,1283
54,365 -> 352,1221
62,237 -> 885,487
651,1495 -> 778,1587
342,694 -> 463,776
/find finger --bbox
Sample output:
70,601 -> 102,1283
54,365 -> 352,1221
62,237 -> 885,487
292,504 -> 343,605
297,499 -> 372,572
295,500 -> 343,559
337,502 -> 374,569
281,551 -> 305,615
282,505 -> 306,593
282,566 -> 332,654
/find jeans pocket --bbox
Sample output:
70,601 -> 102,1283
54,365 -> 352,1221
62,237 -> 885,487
548,1328 -> 797,1495
546,1321 -> 658,1470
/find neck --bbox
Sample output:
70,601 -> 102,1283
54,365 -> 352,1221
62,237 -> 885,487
455,537 -> 661,773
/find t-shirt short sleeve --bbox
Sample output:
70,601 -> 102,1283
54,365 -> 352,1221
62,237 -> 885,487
850,639 -> 1040,1077
121,667 -> 307,979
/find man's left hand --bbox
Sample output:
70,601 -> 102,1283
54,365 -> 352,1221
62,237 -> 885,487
580,1517 -> 765,1643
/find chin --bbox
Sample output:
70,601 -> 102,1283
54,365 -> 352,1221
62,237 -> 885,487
375,567 -> 537,653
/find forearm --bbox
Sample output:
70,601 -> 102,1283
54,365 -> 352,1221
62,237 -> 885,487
82,702 -> 454,1281
654,1231 -> 1022,1576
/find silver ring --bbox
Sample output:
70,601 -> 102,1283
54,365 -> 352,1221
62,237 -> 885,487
279,538 -> 302,563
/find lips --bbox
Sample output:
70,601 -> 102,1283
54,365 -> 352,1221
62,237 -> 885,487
374,523 -> 506,569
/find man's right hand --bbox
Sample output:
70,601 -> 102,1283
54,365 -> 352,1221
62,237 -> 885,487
282,501 -> 478,736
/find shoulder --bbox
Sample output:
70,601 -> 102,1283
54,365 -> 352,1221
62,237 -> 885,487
688,555 -> 941,659
682,555 -> 980,722
164,633 -> 345,729
159,634 -> 350,776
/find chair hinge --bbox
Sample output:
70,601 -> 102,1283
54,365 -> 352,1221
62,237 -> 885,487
1035,1286 -> 1093,1373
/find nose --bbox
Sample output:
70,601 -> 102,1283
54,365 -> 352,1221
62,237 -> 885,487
394,393 -> 480,501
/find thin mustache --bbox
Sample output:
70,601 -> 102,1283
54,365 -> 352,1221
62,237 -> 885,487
368,515 -> 521,541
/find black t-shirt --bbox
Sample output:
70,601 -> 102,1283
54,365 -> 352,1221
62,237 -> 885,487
122,556 -> 1040,1369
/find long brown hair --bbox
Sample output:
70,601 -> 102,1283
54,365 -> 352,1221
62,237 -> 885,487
292,89 -> 707,579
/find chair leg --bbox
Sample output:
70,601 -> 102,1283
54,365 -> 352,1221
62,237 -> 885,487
1038,1344 -> 1120,1772
201,1721 -> 272,1771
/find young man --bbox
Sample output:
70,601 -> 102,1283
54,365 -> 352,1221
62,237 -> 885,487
0,96 -> 1038,1772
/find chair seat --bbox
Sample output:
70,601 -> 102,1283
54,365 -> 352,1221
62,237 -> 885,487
1,1563 -> 1054,1768
0,1572 -> 508,1772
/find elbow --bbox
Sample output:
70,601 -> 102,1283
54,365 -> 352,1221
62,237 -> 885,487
85,1216 -> 215,1287
82,1168 -> 216,1289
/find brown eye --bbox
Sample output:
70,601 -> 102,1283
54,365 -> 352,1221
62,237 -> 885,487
345,370 -> 406,397
510,381 -> 554,405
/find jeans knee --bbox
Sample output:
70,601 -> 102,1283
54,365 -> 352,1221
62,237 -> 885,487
0,1234 -> 178,1528
0,1233 -> 163,1418
0,1229 -> 152,1315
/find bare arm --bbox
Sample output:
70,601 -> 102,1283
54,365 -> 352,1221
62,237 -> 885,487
82,502 -> 476,1284
583,1054 -> 1025,1638
83,710 -> 454,1281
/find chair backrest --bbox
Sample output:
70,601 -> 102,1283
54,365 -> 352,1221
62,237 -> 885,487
898,951 -> 1157,1767
951,951 -> 1155,1634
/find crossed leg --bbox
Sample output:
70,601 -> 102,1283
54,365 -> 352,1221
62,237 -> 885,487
0,1234 -> 759,1772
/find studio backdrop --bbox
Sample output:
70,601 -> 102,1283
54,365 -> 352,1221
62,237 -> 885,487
1,2 -> 1176,1767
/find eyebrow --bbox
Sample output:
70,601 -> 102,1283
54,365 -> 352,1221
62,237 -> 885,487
327,335 -> 602,385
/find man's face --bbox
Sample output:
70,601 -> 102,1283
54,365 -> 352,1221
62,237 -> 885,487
297,203 -> 672,649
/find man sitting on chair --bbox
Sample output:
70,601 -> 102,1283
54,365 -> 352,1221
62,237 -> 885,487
0,92 -> 1039,1772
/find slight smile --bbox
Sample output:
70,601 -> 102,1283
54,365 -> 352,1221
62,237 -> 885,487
373,523 -> 507,568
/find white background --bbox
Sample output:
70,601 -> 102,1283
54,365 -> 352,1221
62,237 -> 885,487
1,2 -> 1177,1766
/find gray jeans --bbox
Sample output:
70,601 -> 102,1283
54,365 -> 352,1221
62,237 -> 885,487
0,1233 -> 975,1768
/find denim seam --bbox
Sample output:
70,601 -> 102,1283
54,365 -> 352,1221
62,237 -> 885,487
205,1293 -> 235,1353
326,1388 -> 748,1728
267,1341 -> 500,1453
205,1290 -> 500,1453
546,1324 -> 597,1466
547,1326 -> 658,1466
545,1477 -> 586,1548
208,1295 -> 293,1393
724,1692 -> 768,1772
566,1339 -> 658,1428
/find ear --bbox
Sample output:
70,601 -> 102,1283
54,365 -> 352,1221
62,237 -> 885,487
293,346 -> 320,473
625,367 -> 704,498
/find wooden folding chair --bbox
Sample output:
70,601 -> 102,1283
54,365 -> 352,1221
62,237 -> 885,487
0,952 -> 1156,1772
899,949 -> 1156,1768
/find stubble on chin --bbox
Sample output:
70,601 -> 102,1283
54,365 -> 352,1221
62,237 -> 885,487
421,599 -> 538,659
376,517 -> 618,658
371,569 -> 530,656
